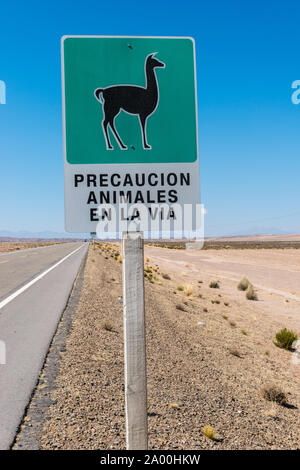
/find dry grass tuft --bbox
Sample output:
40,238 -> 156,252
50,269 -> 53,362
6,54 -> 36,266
117,255 -> 122,263
237,276 -> 250,291
246,284 -> 257,300
229,348 -> 241,357
103,322 -> 113,332
169,403 -> 180,409
176,304 -> 186,312
209,281 -> 220,289
202,425 -> 217,440
184,285 -> 193,296
274,328 -> 298,350
261,384 -> 286,405
265,403 -> 278,419
162,273 -> 171,280
265,405 -> 278,418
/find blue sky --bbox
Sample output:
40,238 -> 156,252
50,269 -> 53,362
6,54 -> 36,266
0,0 -> 299,237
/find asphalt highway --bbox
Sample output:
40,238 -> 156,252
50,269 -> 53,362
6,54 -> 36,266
0,242 -> 88,449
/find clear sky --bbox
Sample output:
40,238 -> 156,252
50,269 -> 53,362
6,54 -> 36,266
0,0 -> 299,237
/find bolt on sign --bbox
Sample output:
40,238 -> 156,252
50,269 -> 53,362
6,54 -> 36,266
62,36 -> 200,238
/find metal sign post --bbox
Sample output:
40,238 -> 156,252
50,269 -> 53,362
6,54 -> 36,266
122,232 -> 147,450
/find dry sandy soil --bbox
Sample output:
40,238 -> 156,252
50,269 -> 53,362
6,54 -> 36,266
210,234 -> 300,242
0,241 -> 62,253
16,243 -> 300,450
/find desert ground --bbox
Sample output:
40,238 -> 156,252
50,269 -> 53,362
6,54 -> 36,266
0,241 -> 63,253
14,241 -> 300,450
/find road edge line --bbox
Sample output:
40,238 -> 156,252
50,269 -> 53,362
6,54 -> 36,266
0,244 -> 85,311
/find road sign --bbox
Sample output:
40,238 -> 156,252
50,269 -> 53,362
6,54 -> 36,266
62,36 -> 200,237
61,36 -> 201,450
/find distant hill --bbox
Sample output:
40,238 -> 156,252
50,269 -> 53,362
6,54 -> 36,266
208,233 -> 300,242
0,230 -> 88,241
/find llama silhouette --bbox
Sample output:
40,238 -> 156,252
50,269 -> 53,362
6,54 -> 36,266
94,53 -> 165,150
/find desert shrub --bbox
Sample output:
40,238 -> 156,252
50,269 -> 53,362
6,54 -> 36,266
246,284 -> 257,300
265,405 -> 277,418
274,328 -> 298,350
103,322 -> 113,331
209,281 -> 219,289
169,403 -> 180,409
241,330 -> 248,335
229,348 -> 241,357
176,304 -> 186,312
261,384 -> 286,405
237,276 -> 250,291
184,285 -> 193,296
177,286 -> 184,291
162,273 -> 171,280
202,425 -> 217,440
222,315 -> 228,320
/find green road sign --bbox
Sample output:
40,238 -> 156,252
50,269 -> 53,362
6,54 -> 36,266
62,36 -> 200,235
62,36 -> 197,165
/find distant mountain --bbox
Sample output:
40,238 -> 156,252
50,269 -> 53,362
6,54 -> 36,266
206,227 -> 293,238
0,230 -> 88,240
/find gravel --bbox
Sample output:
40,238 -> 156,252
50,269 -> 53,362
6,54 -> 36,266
14,244 -> 300,449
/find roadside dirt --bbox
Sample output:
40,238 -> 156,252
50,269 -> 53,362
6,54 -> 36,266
0,241 -> 62,253
26,243 -> 300,450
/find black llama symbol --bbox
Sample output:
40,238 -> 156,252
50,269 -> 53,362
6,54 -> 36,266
94,53 -> 165,150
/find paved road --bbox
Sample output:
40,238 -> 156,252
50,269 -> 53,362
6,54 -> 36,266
0,242 -> 88,449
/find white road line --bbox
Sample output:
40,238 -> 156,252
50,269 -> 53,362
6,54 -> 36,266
0,244 -> 85,311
